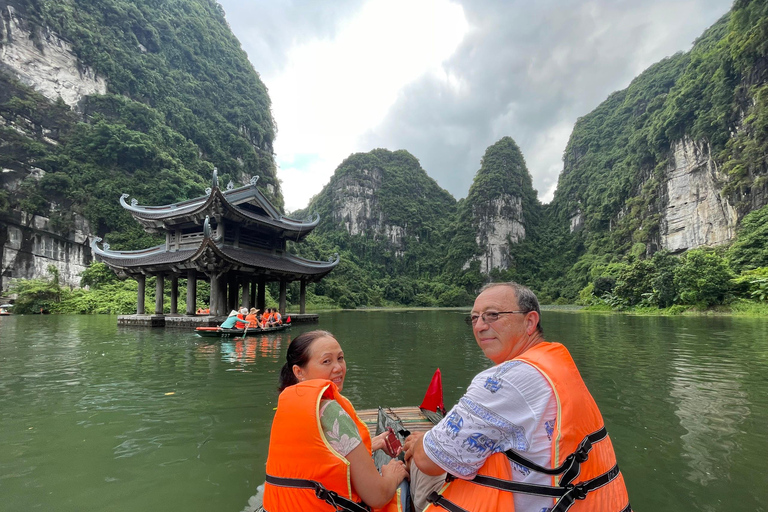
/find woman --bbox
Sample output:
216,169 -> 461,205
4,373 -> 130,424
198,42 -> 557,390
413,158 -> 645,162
263,330 -> 408,511
219,310 -> 239,329
245,308 -> 260,328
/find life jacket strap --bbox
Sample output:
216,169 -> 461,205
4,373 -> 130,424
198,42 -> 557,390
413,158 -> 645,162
264,474 -> 371,512
430,464 -> 628,512
426,491 -> 470,512
504,426 -> 607,482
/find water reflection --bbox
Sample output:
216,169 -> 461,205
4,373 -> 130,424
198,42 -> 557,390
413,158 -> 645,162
217,334 -> 286,370
670,336 -> 749,486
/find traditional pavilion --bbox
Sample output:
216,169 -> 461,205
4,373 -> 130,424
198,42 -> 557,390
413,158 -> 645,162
91,169 -> 338,320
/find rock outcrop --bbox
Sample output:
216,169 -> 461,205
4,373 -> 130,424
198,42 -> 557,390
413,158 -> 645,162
461,137 -> 539,273
1,210 -> 92,292
472,195 -> 526,273
660,138 -> 738,252
0,5 -> 107,108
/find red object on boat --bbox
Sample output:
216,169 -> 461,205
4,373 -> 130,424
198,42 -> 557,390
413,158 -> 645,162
419,368 -> 445,414
286,316 -> 291,323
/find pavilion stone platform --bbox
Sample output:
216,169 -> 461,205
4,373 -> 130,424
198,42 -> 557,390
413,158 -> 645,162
95,169 -> 338,329
118,313 -> 320,328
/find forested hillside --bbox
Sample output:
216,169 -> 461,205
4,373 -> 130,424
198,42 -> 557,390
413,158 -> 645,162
0,0 -> 278,249
3,0 -> 768,313
538,0 -> 768,303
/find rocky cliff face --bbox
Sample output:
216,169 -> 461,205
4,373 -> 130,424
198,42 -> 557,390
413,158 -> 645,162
0,5 -> 107,108
460,136 -> 538,274
660,138 -> 738,252
1,210 -> 92,292
471,195 -> 526,273
311,149 -> 456,258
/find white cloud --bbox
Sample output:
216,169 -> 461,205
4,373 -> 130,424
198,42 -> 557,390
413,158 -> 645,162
264,0 -> 469,211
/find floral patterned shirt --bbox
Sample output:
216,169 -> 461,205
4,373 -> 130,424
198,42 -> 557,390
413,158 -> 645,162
319,399 -> 362,456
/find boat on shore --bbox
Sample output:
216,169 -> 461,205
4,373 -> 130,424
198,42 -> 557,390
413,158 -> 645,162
195,323 -> 291,337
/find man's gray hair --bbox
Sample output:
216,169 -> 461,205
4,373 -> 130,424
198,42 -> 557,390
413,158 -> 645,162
478,282 -> 543,333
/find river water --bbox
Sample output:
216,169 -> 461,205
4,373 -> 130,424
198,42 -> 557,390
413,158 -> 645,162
0,310 -> 766,511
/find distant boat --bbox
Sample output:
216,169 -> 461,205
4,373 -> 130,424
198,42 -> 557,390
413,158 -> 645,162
194,323 -> 291,337
0,304 -> 12,316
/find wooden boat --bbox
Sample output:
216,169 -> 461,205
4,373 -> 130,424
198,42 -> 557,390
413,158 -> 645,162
195,323 -> 291,337
359,368 -> 446,470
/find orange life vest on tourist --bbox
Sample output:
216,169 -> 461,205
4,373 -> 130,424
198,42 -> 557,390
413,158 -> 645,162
425,342 -> 631,512
245,313 -> 258,327
235,313 -> 247,329
264,380 -> 404,512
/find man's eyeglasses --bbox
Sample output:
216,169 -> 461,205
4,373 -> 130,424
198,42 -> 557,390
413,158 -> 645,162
465,311 -> 528,326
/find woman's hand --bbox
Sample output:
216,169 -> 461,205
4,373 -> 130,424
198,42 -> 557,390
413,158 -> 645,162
372,430 -> 402,458
381,458 -> 409,482
371,431 -> 388,453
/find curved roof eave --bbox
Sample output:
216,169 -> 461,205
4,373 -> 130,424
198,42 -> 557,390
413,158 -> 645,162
92,236 -> 339,278
119,182 -> 319,231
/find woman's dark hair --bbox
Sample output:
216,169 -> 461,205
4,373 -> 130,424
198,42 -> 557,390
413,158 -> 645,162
278,330 -> 335,392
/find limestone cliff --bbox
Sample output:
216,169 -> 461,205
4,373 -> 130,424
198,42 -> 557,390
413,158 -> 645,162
305,148 -> 456,260
0,5 -> 107,109
660,138 -> 738,252
1,210 -> 92,291
460,137 -> 539,273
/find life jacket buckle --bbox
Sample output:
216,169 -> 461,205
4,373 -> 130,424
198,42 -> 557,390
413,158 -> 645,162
314,484 -> 332,501
567,482 -> 589,501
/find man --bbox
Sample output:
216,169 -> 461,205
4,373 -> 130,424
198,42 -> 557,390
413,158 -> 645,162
404,282 -> 630,512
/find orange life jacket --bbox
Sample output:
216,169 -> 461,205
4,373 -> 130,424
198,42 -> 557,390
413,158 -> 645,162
264,380 -> 405,512
245,313 -> 258,327
425,342 -> 631,512
235,313 -> 247,329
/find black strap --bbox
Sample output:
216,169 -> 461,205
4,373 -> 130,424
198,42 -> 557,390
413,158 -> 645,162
265,474 -> 371,512
429,464 -> 625,512
551,464 -> 622,512
504,426 -> 607,482
426,491 -> 469,512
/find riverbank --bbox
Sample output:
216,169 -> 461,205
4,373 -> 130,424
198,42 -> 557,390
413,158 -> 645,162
583,299 -> 768,317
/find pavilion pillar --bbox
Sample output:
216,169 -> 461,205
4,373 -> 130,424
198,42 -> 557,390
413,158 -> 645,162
209,274 -> 220,316
170,275 -> 178,314
241,279 -> 250,309
279,279 -> 287,316
300,280 -> 307,314
228,274 -> 238,311
155,274 -> 165,315
219,274 -> 229,315
137,275 -> 146,315
186,269 -> 197,315
249,278 -> 257,310
257,277 -> 266,312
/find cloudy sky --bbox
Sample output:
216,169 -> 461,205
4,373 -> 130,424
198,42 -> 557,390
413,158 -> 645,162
216,0 -> 733,213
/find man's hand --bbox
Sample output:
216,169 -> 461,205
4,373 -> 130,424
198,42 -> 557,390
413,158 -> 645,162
403,431 -> 445,476
403,431 -> 425,465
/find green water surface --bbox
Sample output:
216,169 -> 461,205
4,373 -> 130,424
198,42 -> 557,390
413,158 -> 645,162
0,311 -> 766,511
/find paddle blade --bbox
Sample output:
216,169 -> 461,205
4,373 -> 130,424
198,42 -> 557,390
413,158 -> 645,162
419,368 -> 445,414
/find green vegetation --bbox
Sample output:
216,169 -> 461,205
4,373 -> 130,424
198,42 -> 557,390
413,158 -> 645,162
4,0 -> 768,315
1,0 -> 278,249
538,0 -> 768,304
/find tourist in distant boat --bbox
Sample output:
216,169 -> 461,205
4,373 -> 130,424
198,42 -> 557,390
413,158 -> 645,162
246,308 -> 260,328
269,308 -> 282,326
403,282 -> 630,512
219,310 -> 239,329
263,330 -> 408,511
235,307 -> 248,329
260,308 -> 272,328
